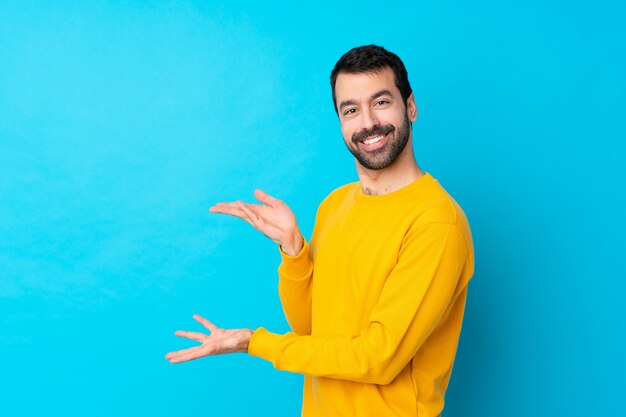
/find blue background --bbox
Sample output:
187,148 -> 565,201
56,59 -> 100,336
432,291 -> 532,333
1,1 -> 624,416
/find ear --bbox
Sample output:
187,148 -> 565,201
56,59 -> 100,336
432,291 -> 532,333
406,93 -> 418,122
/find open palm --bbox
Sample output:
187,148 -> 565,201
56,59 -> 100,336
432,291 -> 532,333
210,189 -> 302,254
165,315 -> 252,363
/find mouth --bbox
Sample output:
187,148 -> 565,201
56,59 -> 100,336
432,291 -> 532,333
357,132 -> 390,151
352,125 -> 394,152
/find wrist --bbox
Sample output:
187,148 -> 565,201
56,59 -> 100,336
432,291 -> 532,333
281,231 -> 303,256
238,328 -> 253,353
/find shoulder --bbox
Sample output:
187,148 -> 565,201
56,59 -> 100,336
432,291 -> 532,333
414,196 -> 459,226
409,174 -> 473,250
400,175 -> 459,225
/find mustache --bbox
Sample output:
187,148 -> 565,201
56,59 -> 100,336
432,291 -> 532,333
352,124 -> 395,143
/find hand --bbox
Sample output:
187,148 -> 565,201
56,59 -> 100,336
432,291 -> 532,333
165,314 -> 253,364
209,189 -> 303,256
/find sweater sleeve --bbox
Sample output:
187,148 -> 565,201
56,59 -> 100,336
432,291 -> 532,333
249,222 -> 468,385
277,240 -> 313,335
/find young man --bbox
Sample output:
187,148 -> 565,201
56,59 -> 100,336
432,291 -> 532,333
166,45 -> 475,417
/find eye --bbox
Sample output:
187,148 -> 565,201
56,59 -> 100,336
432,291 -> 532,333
374,100 -> 390,106
343,108 -> 357,116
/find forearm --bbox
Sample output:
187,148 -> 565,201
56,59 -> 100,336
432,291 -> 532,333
249,327 -> 402,384
249,284 -> 456,385
277,240 -> 313,335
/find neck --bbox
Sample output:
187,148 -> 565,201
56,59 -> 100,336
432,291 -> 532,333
356,145 -> 424,196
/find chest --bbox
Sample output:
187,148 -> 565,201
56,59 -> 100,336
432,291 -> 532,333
310,203 -> 414,333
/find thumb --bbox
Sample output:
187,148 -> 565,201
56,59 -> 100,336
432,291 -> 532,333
254,189 -> 280,207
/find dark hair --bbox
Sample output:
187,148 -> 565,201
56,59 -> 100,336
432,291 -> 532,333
330,45 -> 412,114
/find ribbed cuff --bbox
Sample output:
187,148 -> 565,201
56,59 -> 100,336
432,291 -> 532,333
278,240 -> 313,281
248,327 -> 282,363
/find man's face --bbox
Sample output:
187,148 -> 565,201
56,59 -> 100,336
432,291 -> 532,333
334,67 -> 417,170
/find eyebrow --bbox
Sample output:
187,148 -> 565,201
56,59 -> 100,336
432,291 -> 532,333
339,89 -> 394,112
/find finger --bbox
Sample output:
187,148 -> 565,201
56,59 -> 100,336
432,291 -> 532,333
254,189 -> 280,207
165,345 -> 198,360
169,345 -> 217,363
237,201 -> 260,226
193,314 -> 219,333
209,203 -> 247,216
169,352 -> 201,363
211,201 -> 242,208
210,202 -> 254,218
167,347 -> 204,363
229,205 -> 256,227
209,204 -> 256,227
174,330 -> 206,342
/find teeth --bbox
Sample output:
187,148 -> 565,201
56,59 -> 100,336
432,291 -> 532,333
363,136 -> 383,145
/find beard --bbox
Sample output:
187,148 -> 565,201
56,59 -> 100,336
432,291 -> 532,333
345,112 -> 411,170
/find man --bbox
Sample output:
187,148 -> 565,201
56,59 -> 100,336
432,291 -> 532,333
166,45 -> 474,417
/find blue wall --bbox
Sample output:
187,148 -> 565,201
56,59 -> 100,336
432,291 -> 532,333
1,1 -> 624,416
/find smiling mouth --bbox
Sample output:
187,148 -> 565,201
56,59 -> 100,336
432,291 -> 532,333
356,132 -> 390,151
352,124 -> 395,145
362,135 -> 384,145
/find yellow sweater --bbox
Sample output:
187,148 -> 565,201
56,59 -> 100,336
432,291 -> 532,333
249,173 -> 474,417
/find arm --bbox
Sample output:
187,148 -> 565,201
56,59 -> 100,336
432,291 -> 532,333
166,224 -> 467,378
276,197 -> 331,335
248,223 -> 469,385
210,189 -> 314,335
277,240 -> 313,335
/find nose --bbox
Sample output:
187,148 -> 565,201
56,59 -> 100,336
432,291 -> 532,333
359,106 -> 379,131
